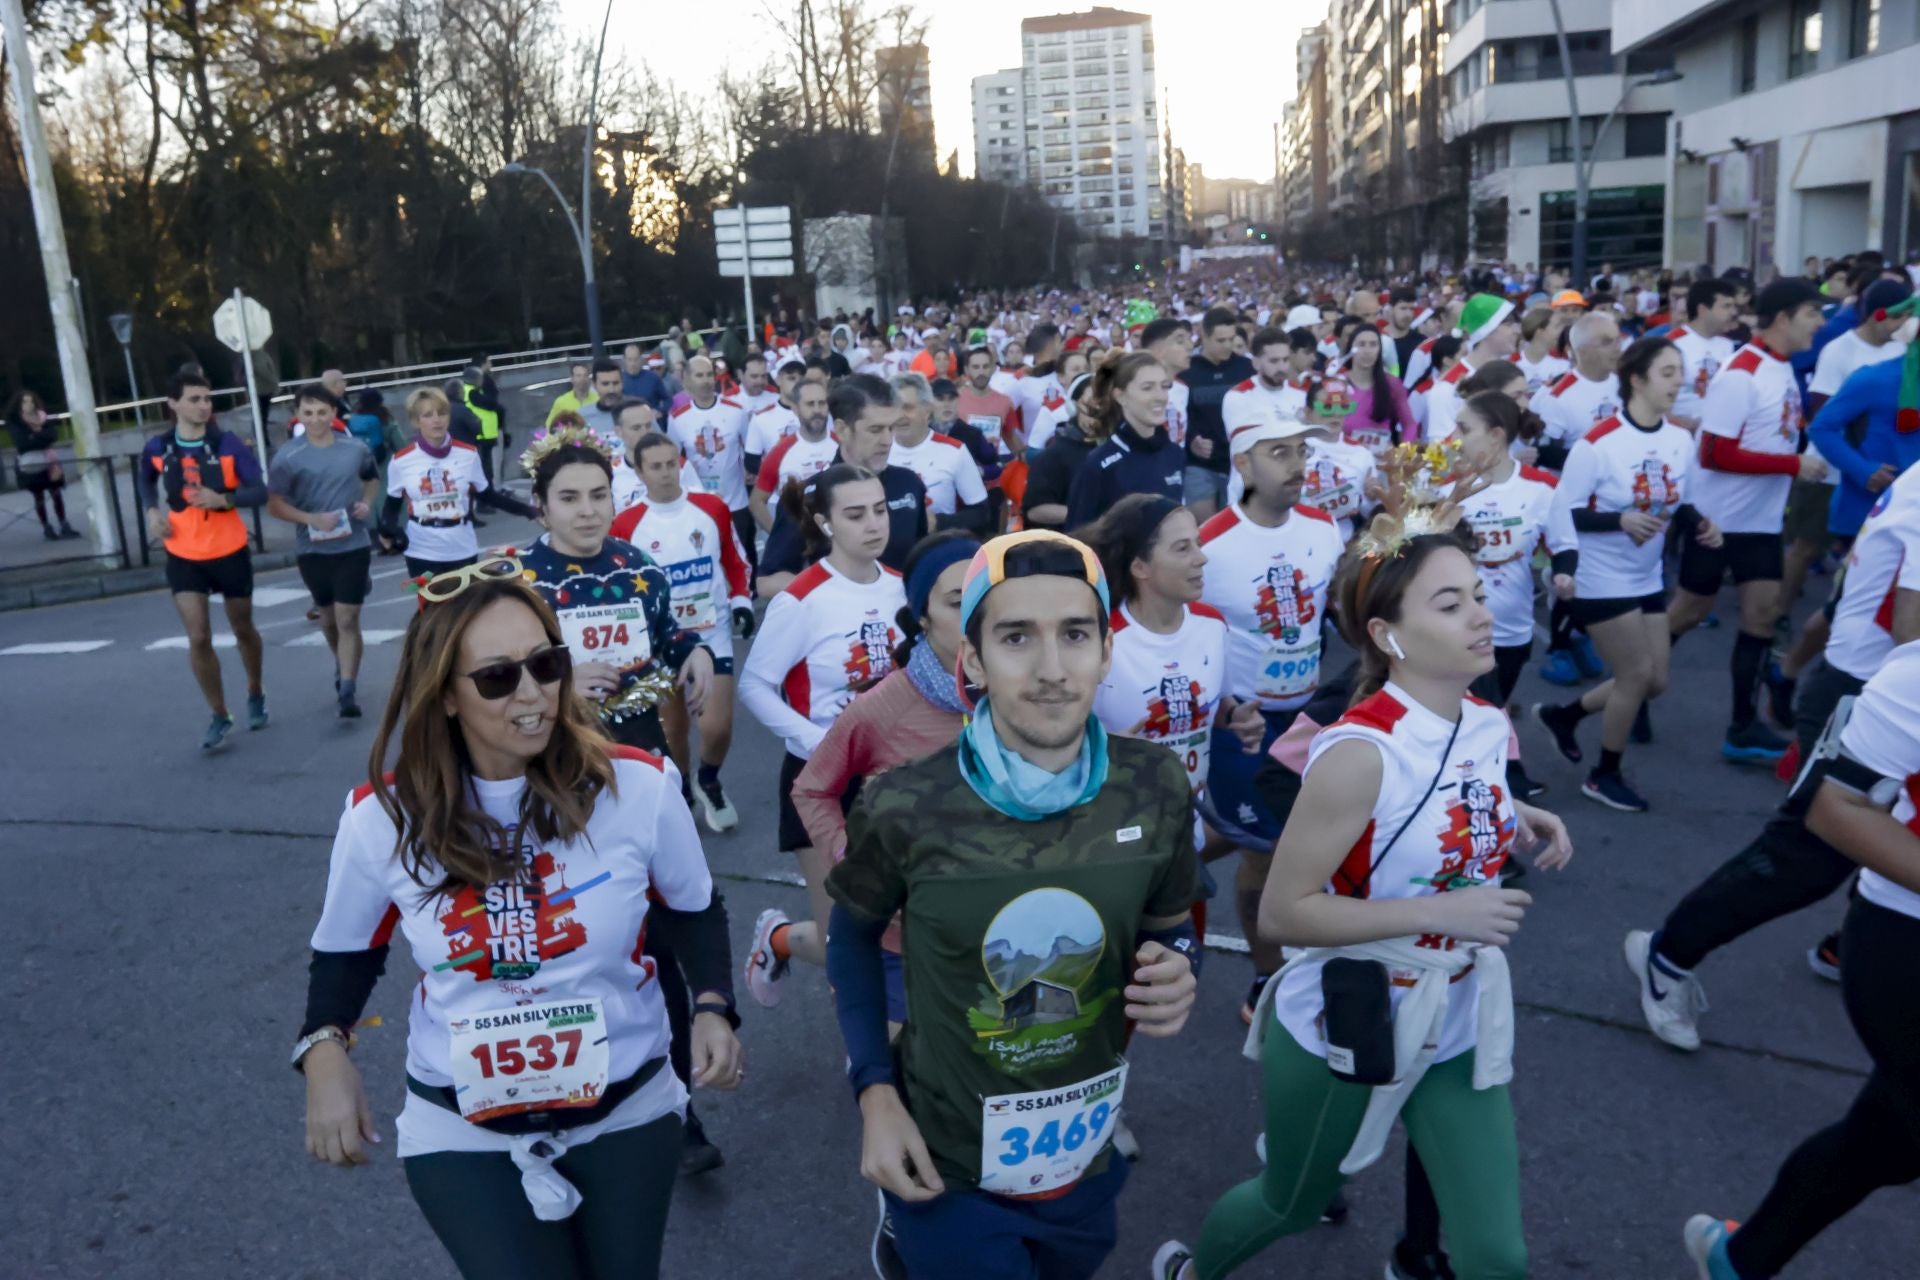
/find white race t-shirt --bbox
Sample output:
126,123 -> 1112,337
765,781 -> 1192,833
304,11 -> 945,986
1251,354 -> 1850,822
1690,342 -> 1803,535
1552,415 -> 1693,599
1199,503 -> 1345,712
1668,326 -> 1736,428
754,432 -> 840,497
1826,469 -> 1920,681
387,440 -> 487,563
1421,356 -> 1478,442
1511,349 -> 1570,395
1837,640 -> 1920,919
888,432 -> 988,516
1299,436 -> 1378,539
744,402 -> 800,462
1096,602 -> 1228,794
737,560 -> 906,758
666,396 -> 750,511
1530,371 -> 1622,455
1272,686 -> 1517,1065
1165,380 -> 1191,448
1455,464 -> 1558,645
611,491 -> 754,658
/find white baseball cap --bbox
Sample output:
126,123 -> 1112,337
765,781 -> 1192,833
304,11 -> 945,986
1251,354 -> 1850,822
1227,406 -> 1336,456
1283,304 -> 1323,330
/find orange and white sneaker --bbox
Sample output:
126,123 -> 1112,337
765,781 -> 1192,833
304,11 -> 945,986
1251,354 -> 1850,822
745,907 -> 791,1008
1682,1215 -> 1742,1279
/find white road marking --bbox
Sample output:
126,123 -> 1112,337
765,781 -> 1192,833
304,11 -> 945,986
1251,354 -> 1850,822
248,587 -> 314,609
285,629 -> 406,648
2,640 -> 114,655
147,634 -> 237,651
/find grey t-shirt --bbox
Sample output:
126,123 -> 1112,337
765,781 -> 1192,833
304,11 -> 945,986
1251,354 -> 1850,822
269,434 -> 377,554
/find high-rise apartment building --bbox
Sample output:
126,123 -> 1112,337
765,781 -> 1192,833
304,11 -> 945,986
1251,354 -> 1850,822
971,68 -> 1028,184
1018,7 -> 1165,240
877,43 -> 936,169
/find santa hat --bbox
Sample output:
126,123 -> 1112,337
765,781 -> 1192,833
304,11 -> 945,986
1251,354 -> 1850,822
1455,293 -> 1516,351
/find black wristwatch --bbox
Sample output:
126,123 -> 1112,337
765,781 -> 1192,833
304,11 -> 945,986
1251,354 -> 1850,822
693,993 -> 741,1030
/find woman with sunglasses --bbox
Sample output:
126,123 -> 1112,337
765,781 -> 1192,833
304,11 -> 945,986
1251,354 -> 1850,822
739,464 -> 907,1006
380,387 -> 539,578
296,561 -> 743,1280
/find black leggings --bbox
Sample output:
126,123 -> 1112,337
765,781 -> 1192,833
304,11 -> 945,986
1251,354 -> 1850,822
404,1110 -> 683,1279
25,474 -> 67,524
1727,898 -> 1920,1277
1656,660 -> 1865,971
1468,642 -> 1532,707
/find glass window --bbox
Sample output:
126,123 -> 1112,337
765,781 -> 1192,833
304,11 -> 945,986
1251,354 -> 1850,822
1849,0 -> 1881,58
1540,184 -> 1665,268
1789,0 -> 1822,79
1737,15 -> 1758,91
1624,113 -> 1668,158
1547,116 -> 1601,165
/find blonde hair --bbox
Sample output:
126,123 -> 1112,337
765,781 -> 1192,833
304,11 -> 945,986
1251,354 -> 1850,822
405,386 -> 450,421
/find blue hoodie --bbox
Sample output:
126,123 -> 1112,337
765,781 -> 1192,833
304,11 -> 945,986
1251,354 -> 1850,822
1807,357 -> 1920,535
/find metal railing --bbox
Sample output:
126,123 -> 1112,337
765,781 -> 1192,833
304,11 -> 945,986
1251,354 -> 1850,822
0,454 -> 134,575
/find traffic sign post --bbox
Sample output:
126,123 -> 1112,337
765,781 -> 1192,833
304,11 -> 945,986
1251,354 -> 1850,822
214,290 -> 274,547
715,206 -> 793,348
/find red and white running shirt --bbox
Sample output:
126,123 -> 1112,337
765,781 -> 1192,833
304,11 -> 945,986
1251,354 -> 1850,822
610,492 -> 752,656
666,396 -> 750,511
744,401 -> 800,462
1300,436 -> 1378,539
1199,503 -> 1344,712
1012,368 -> 1065,438
1826,468 -> 1920,682
754,431 -> 840,497
1551,415 -> 1693,599
1095,602 -> 1228,793
387,440 -> 487,564
1837,640 -> 1920,919
1510,349 -> 1570,395
888,431 -> 987,516
738,560 -> 905,758
1530,372 -> 1622,455
310,748 -> 712,1104
1454,464 -> 1558,645
1222,376 -> 1309,435
1668,326 -> 1736,428
1421,357 -> 1478,442
1165,380 -> 1191,447
1690,342 -> 1803,535
1272,687 -> 1515,1064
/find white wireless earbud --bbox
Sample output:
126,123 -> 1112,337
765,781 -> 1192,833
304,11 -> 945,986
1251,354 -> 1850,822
1386,633 -> 1407,661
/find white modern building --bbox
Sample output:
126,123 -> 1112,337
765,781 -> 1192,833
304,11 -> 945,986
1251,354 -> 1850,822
971,68 -> 1028,184
1444,0 -> 1679,269
1613,0 -> 1920,271
1018,7 -> 1165,240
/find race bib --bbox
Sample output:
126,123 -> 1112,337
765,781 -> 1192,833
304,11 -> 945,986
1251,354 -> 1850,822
447,997 -> 610,1123
309,509 -> 354,542
1257,637 -> 1320,701
559,604 -> 652,669
979,1063 -> 1127,1196
417,490 -> 465,522
665,557 -> 717,631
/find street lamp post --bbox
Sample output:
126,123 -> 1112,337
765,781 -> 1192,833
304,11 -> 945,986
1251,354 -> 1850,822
1547,0 -> 1681,286
503,162 -> 602,360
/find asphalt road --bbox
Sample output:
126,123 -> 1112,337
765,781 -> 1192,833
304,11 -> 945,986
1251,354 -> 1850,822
3,525 -> 1911,1280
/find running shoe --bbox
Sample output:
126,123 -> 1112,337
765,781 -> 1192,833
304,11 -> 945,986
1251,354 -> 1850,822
1807,931 -> 1842,983
1239,972 -> 1271,1026
1538,651 -> 1583,687
338,692 -> 362,719
744,908 -> 791,1008
694,777 -> 739,833
1699,611 -> 1722,630
246,693 -> 269,731
1682,1215 -> 1742,1280
872,1189 -> 907,1280
1320,1187 -> 1349,1226
1255,1132 -> 1265,1165
1631,702 -> 1653,744
1499,857 -> 1528,887
1623,929 -> 1708,1051
1721,721 -> 1789,765
1150,1241 -> 1195,1280
1531,702 -> 1584,764
1765,664 -> 1797,729
680,1108 -> 724,1176
1582,771 -> 1650,813
201,713 -> 236,752
1571,633 -> 1608,679
1387,1241 -> 1459,1280
1111,1117 -> 1141,1162
1506,762 -> 1546,802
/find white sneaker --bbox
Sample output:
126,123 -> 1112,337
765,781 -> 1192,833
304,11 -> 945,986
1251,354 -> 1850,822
745,908 -> 791,1009
1110,1117 -> 1141,1162
695,777 -> 739,833
1623,929 -> 1708,1051
1682,1214 -> 1736,1278
1254,1132 -> 1266,1165
1150,1241 -> 1195,1280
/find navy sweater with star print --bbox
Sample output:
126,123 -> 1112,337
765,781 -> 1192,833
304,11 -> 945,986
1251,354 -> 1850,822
520,534 -> 705,717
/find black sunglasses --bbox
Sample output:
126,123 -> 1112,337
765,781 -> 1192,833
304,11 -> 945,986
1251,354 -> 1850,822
462,646 -> 572,700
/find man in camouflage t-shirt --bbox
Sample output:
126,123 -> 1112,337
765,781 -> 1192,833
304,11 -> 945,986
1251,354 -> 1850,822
826,530 -> 1201,1279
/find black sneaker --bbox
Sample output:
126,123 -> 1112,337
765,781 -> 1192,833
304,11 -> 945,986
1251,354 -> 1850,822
1388,1240 -> 1458,1280
871,1189 -> 907,1280
679,1110 -> 724,1177
1531,702 -> 1583,764
1807,931 -> 1842,983
1239,972 -> 1272,1026
1582,770 -> 1650,813
1631,702 -> 1653,744
1766,667 -> 1797,729
1506,761 -> 1546,802
1319,1186 -> 1349,1226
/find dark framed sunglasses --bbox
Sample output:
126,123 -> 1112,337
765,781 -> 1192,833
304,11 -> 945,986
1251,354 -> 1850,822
462,646 -> 572,700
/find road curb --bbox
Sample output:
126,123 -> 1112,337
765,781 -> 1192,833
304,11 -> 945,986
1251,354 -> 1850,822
0,551 -> 299,613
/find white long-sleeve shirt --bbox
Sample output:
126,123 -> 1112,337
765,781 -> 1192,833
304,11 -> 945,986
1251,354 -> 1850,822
738,559 -> 906,758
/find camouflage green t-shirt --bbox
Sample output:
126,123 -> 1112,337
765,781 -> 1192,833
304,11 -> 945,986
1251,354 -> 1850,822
827,735 -> 1200,1189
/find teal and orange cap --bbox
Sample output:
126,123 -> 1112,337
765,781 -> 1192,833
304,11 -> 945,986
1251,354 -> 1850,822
958,530 -> 1110,637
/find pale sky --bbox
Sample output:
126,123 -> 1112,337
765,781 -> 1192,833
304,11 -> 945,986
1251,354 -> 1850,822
566,0 -> 1327,180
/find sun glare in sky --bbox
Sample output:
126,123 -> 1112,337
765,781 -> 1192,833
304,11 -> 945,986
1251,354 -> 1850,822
570,0 -> 1325,181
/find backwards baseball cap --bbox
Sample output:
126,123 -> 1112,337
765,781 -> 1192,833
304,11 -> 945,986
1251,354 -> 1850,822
1860,278 -> 1914,321
958,531 -> 1110,637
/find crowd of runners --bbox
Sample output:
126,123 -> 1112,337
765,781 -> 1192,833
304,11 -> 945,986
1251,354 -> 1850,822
114,249 -> 1920,1278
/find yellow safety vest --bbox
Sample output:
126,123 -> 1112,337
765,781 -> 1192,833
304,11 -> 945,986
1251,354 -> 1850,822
463,382 -> 500,441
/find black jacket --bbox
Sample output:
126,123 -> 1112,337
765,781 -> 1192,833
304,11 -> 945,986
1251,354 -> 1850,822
1065,422 -> 1184,529
1021,422 -> 1099,528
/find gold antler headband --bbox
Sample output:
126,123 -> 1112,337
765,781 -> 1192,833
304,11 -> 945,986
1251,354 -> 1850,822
519,424 -> 614,477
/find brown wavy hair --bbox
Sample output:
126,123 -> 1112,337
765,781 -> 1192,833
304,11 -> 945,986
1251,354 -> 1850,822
367,574 -> 616,898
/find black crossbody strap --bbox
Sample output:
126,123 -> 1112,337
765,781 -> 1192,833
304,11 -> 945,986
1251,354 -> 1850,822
1346,714 -> 1462,899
